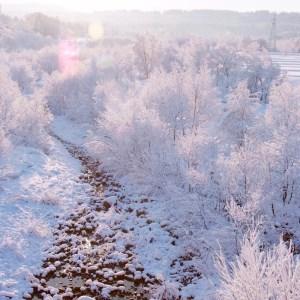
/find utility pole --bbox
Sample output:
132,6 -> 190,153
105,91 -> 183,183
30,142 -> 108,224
269,13 -> 277,52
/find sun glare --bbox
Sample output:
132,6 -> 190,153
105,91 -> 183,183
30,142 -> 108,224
88,22 -> 104,41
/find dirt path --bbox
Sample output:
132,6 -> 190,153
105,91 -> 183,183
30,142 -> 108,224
25,136 -> 159,300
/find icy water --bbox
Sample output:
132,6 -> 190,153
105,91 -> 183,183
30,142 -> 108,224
27,135 -> 159,300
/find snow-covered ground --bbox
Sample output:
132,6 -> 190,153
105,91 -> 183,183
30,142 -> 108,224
271,52 -> 300,81
0,131 -> 91,299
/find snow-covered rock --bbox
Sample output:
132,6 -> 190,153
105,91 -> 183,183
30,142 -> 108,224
78,296 -> 95,300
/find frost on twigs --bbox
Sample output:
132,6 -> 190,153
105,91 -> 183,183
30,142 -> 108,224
216,227 -> 300,300
150,277 -> 180,300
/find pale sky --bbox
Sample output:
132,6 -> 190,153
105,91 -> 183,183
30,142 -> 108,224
3,0 -> 300,13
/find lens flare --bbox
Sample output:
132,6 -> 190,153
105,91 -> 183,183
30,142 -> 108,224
59,39 -> 80,75
88,22 -> 104,41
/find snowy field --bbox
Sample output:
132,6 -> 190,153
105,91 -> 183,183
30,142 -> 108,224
271,52 -> 300,81
0,129 -> 91,298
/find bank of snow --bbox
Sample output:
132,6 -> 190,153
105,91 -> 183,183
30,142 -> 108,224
0,137 -> 91,299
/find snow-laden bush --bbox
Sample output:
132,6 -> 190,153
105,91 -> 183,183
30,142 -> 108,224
93,96 -> 181,192
140,67 -> 219,141
246,50 -> 279,103
0,66 -> 51,152
150,280 -> 180,300
264,82 -> 300,206
216,228 -> 300,300
133,34 -> 161,79
221,81 -> 258,147
92,64 -> 221,196
176,128 -> 219,199
0,127 -> 11,155
35,46 -> 59,75
142,69 -> 191,142
10,59 -> 35,94
13,92 -> 52,149
218,138 -> 264,209
46,61 -> 97,123
208,42 -> 246,94
0,67 -> 21,154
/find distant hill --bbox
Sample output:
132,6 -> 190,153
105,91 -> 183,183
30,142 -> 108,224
2,2 -> 65,17
2,6 -> 300,40
0,14 -> 54,51
60,10 -> 300,40
89,10 -> 300,39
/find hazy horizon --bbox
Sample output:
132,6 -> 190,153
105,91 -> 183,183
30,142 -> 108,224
2,0 -> 300,14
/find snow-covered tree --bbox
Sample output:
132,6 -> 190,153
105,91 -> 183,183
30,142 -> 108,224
93,94 -> 181,192
260,82 -> 300,219
36,46 -> 59,75
141,69 -> 191,141
0,65 -> 51,151
133,35 -> 161,79
246,51 -> 280,103
216,228 -> 300,300
10,59 -> 35,94
218,139 -> 264,208
208,43 -> 246,95
46,60 -> 97,123
222,81 -> 257,146
183,65 -> 220,132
